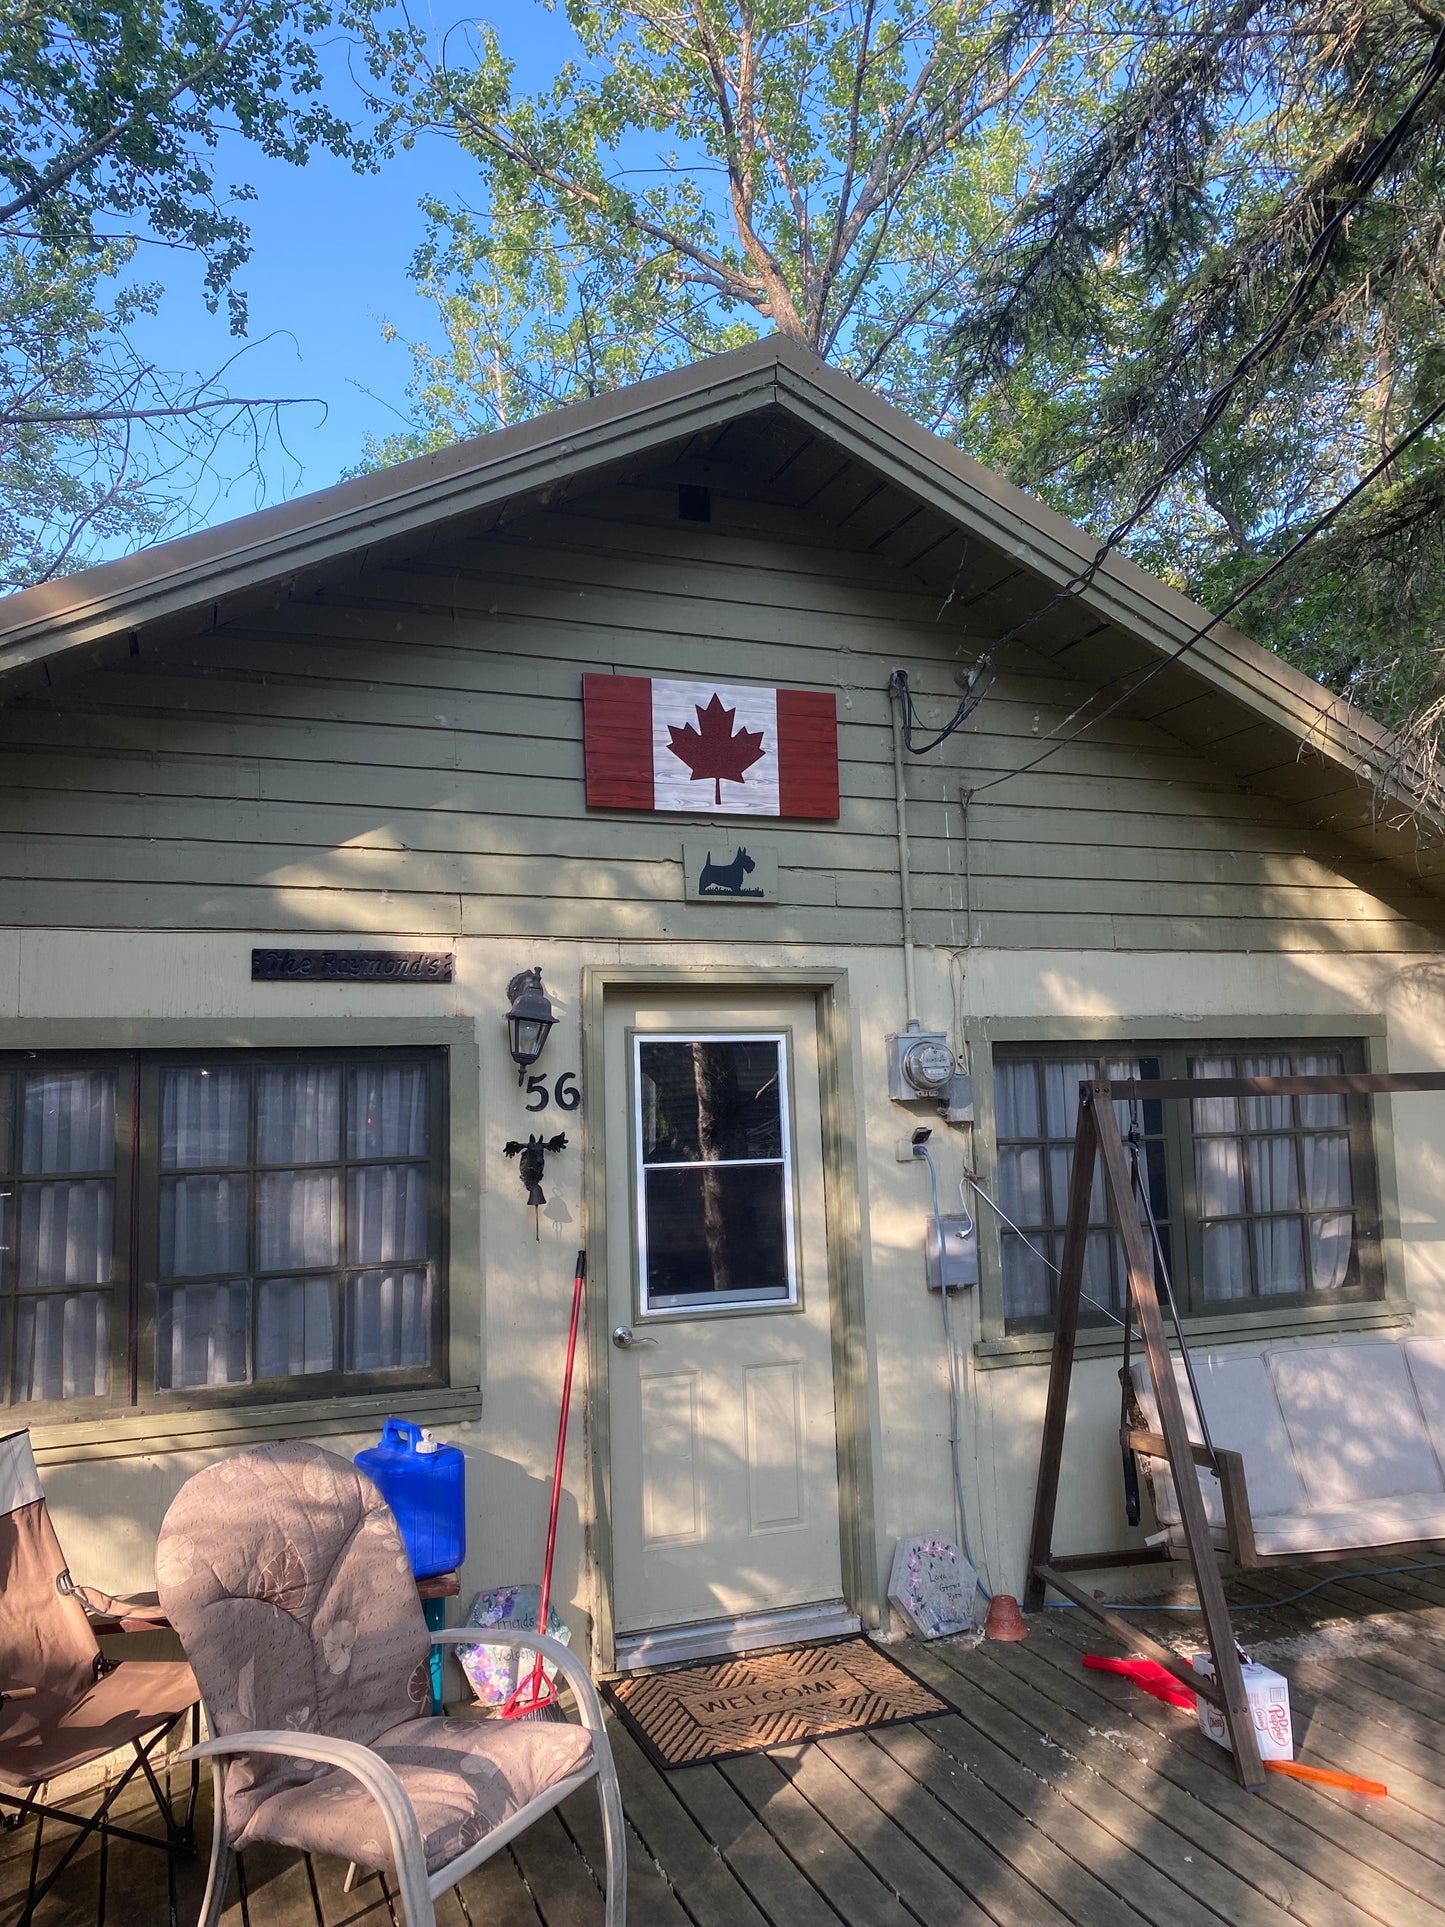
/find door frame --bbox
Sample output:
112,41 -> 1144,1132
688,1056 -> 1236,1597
581,965 -> 878,1671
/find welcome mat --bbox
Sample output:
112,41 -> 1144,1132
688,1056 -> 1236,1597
605,1636 -> 951,1768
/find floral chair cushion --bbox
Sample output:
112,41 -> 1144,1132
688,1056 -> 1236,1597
234,1714 -> 593,1873
156,1442 -> 436,1842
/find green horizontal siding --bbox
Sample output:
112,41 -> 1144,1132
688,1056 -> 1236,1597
0,475 -> 1440,952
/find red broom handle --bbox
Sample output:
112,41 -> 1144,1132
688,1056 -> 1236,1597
535,1248 -> 586,1644
503,1248 -> 586,1718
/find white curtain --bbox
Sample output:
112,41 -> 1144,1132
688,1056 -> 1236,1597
1001,1232 -> 1050,1318
1043,1060 -> 1094,1139
348,1064 -> 427,1160
15,1071 -> 115,1400
256,1277 -> 335,1379
1246,1129 -> 1303,1295
21,1179 -> 113,1288
145,1059 -> 433,1381
994,1061 -> 1039,1140
22,1071 -> 114,1175
346,1267 -> 430,1372
161,1068 -> 247,1169
156,1281 -> 248,1390
1193,1055 -> 1246,1299
257,1170 -> 339,1271
1299,1052 -> 1353,1289
160,1173 -> 248,1278
14,1291 -> 108,1400
999,1145 -> 1043,1227
257,1066 -> 341,1166
348,1164 -> 427,1265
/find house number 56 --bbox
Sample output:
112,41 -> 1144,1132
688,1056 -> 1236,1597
525,1070 -> 581,1113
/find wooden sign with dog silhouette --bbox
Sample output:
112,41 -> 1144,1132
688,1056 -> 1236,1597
683,838 -> 778,903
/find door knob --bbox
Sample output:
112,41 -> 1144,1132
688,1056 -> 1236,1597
612,1324 -> 658,1349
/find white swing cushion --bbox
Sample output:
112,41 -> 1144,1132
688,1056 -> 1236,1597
1267,1344 -> 1440,1508
1134,1337 -> 1445,1558
1402,1337 -> 1445,1469
1132,1351 -> 1305,1535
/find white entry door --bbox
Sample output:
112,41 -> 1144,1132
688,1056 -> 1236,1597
603,991 -> 851,1667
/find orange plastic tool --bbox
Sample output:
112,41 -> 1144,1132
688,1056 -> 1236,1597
1263,1760 -> 1387,1796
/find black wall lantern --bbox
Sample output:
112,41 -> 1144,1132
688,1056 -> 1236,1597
505,967 -> 557,1085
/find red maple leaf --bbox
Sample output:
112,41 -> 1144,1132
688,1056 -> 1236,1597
666,693 -> 767,805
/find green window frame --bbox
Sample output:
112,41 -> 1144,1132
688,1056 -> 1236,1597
992,1037 -> 1383,1333
0,1046 -> 448,1414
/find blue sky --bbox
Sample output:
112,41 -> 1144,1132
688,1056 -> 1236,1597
130,0 -> 583,520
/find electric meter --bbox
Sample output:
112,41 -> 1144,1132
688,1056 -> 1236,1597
886,1026 -> 955,1100
903,1039 -> 954,1093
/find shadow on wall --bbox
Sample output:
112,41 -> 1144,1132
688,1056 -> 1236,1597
41,1442 -> 584,1647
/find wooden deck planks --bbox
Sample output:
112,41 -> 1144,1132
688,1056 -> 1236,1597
11,1583 -> 1445,1927
1035,1598 -> 1445,1925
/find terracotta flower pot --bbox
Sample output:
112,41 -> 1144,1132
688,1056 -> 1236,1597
984,1593 -> 1028,1641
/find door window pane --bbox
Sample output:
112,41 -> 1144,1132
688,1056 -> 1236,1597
639,1040 -> 782,1162
643,1165 -> 790,1308
636,1035 -> 796,1312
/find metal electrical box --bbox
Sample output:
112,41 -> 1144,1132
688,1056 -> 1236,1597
926,1214 -> 979,1291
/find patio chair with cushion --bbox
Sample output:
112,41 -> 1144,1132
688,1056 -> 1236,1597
156,1441 -> 625,1927
0,1428 -> 201,1926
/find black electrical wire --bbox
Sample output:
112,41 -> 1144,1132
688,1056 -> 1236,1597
938,22 -> 1445,728
891,660 -> 996,754
966,388 -> 1445,800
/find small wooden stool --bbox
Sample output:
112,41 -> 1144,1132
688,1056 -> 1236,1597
416,1569 -> 461,1712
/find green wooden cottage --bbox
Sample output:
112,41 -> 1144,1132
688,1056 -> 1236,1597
1,337 -> 1441,1669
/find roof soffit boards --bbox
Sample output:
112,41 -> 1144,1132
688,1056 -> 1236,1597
0,335 -> 1436,883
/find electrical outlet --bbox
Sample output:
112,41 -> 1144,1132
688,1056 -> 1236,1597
896,1137 -> 923,1162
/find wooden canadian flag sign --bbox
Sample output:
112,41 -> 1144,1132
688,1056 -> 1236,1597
583,674 -> 839,819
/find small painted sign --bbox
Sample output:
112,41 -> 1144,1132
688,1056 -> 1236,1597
887,1535 -> 979,1639
583,674 -> 839,819
683,839 -> 777,903
252,948 -> 454,982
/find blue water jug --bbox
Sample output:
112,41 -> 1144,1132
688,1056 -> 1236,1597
355,1419 -> 466,1579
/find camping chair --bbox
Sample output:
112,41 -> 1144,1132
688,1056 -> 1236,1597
156,1441 -> 625,1927
0,1429 -> 201,1925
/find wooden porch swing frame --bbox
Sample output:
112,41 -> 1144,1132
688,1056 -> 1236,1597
1023,1068 -> 1445,1791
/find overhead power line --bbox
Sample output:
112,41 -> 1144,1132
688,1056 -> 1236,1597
963,391 -> 1445,802
915,20 -> 1445,749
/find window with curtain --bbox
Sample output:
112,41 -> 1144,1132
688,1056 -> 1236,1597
993,1039 -> 1381,1332
0,1049 -> 445,1410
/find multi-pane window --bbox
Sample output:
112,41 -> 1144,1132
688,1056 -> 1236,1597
994,1054 -> 1169,1325
634,1034 -> 796,1312
1,1050 -> 445,1410
4,1069 -> 121,1402
994,1040 -> 1380,1331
